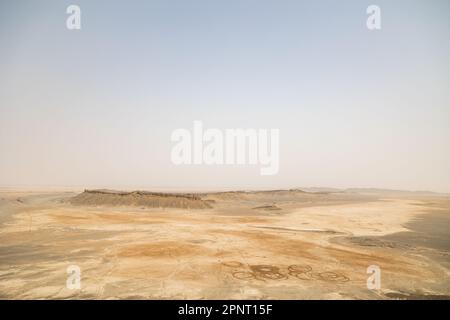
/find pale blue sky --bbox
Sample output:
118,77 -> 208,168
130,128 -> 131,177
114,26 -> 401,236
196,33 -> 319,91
1,0 -> 449,191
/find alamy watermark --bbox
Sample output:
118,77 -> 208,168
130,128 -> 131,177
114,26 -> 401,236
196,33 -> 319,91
171,121 -> 279,175
66,5 -> 81,30
367,265 -> 381,290
66,265 -> 81,289
366,5 -> 381,30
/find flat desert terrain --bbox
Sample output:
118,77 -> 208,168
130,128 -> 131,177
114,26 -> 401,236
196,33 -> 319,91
0,188 -> 449,299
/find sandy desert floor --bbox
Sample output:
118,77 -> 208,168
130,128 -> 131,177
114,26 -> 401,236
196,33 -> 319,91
0,188 -> 449,299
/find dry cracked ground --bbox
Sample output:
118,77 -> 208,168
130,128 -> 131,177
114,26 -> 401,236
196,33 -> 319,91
0,188 -> 449,299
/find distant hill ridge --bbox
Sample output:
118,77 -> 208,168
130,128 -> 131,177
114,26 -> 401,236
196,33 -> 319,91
83,189 -> 202,199
70,189 -> 211,209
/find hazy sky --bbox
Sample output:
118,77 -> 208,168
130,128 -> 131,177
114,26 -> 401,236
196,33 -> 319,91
1,0 -> 449,192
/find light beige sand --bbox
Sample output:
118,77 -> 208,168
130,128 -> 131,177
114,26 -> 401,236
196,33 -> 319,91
0,189 -> 449,299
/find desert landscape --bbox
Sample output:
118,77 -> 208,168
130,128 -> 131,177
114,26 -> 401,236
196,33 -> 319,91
0,187 -> 449,299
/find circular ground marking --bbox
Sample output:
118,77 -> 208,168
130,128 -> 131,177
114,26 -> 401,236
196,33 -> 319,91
222,261 -> 244,268
232,271 -> 255,280
310,271 -> 350,282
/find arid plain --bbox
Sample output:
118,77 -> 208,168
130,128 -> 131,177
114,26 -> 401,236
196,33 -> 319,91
0,188 -> 449,299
